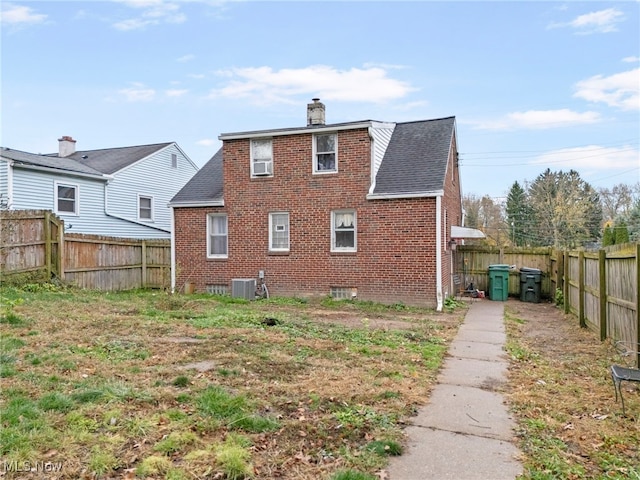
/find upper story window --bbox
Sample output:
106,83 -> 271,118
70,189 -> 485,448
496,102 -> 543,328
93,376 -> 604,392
313,133 -> 337,173
207,214 -> 228,258
331,210 -> 356,252
171,153 -> 178,168
138,195 -> 153,221
269,212 -> 290,252
55,182 -> 78,215
251,138 -> 273,177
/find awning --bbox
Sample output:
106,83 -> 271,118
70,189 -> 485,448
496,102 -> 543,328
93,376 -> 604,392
451,226 -> 486,239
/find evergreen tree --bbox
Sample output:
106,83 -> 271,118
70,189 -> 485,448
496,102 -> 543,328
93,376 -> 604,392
614,220 -> 630,244
602,225 -> 614,247
505,181 -> 533,246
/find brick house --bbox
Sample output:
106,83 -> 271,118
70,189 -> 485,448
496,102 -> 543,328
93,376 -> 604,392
170,100 -> 464,309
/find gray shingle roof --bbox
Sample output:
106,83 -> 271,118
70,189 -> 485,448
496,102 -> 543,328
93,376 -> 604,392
1,147 -> 105,177
53,142 -> 173,175
372,117 -> 455,196
170,148 -> 223,205
2,142 -> 175,177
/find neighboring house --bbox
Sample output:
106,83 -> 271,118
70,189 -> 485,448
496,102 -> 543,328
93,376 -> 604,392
170,99 -> 466,309
0,137 -> 198,239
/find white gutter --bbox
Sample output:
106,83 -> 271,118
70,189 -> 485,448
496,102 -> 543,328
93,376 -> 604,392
367,190 -> 444,200
168,200 -> 224,208
220,122 -> 373,140
11,162 -> 108,181
436,194 -> 443,312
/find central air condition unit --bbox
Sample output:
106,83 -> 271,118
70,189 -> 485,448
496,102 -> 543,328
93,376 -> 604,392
253,161 -> 272,176
231,278 -> 256,300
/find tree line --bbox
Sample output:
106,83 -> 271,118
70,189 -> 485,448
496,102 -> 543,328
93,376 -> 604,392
463,168 -> 640,249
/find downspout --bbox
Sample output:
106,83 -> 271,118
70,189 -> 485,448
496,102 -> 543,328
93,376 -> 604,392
436,194 -> 443,311
170,206 -> 176,294
7,160 -> 14,209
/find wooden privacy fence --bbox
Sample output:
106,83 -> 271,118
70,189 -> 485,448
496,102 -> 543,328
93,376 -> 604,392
457,243 -> 639,365
1,210 -> 170,290
555,244 -> 639,365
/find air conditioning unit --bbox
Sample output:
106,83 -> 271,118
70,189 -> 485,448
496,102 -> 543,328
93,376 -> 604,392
253,161 -> 272,176
231,278 -> 256,300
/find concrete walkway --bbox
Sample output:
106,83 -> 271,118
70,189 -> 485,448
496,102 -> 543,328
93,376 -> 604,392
387,300 -> 523,479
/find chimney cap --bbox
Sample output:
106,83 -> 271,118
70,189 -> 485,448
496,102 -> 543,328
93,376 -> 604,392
58,136 -> 76,143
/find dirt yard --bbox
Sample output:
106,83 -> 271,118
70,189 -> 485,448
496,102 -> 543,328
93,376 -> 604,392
503,298 -> 639,478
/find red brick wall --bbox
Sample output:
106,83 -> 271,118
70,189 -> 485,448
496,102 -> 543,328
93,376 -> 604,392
174,127 -> 462,307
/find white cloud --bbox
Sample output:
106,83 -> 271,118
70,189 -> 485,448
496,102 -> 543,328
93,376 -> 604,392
118,83 -> 156,101
622,56 -> 640,64
574,68 -> 640,111
188,73 -> 206,79
548,8 -> 625,34
177,54 -> 195,63
471,109 -> 601,130
207,65 -> 415,104
0,3 -> 47,25
532,145 -> 639,170
112,0 -> 186,30
165,89 -> 188,97
196,139 -> 218,147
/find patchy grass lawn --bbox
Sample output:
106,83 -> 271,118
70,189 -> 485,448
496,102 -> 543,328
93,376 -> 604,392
0,285 -> 465,479
505,300 -> 640,480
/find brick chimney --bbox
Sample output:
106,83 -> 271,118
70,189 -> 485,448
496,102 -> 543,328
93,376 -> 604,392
307,98 -> 325,126
58,136 -> 76,157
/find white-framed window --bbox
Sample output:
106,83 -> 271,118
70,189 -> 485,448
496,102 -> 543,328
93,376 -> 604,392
138,195 -> 153,221
207,214 -> 228,258
55,182 -> 78,215
331,210 -> 356,251
171,153 -> 178,169
251,138 -> 273,177
269,212 -> 290,252
313,133 -> 337,173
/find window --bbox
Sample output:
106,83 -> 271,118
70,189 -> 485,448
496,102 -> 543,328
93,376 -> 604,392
171,153 -> 178,168
331,210 -> 356,251
313,133 -> 337,173
251,138 -> 273,176
207,214 -> 228,258
55,183 -> 78,215
269,212 -> 289,251
138,195 -> 153,221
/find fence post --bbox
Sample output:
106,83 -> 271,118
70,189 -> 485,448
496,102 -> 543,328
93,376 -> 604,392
563,250 -> 570,314
636,243 -> 640,366
555,249 -> 563,300
578,251 -> 585,328
141,240 -> 147,289
44,211 -> 52,280
599,249 -> 607,341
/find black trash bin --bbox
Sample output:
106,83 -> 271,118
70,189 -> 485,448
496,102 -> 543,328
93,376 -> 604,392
519,267 -> 542,303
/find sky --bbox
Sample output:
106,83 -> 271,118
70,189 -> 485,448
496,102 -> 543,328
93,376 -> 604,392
1,0 -> 639,200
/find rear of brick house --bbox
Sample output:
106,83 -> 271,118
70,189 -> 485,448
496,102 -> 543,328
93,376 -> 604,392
170,100 -> 463,309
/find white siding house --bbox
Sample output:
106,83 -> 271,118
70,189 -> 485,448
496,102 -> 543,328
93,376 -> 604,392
0,137 -> 199,239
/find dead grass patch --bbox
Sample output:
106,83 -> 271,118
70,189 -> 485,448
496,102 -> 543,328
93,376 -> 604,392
504,300 -> 640,479
0,287 -> 464,479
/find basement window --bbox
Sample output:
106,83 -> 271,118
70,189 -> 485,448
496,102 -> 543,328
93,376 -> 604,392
330,287 -> 357,300
206,284 -> 228,295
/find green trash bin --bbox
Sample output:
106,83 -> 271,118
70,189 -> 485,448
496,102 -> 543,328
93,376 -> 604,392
519,267 -> 542,303
488,264 -> 510,301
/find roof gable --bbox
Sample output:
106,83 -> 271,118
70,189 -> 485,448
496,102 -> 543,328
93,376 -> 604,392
170,148 -> 223,206
371,117 -> 455,197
